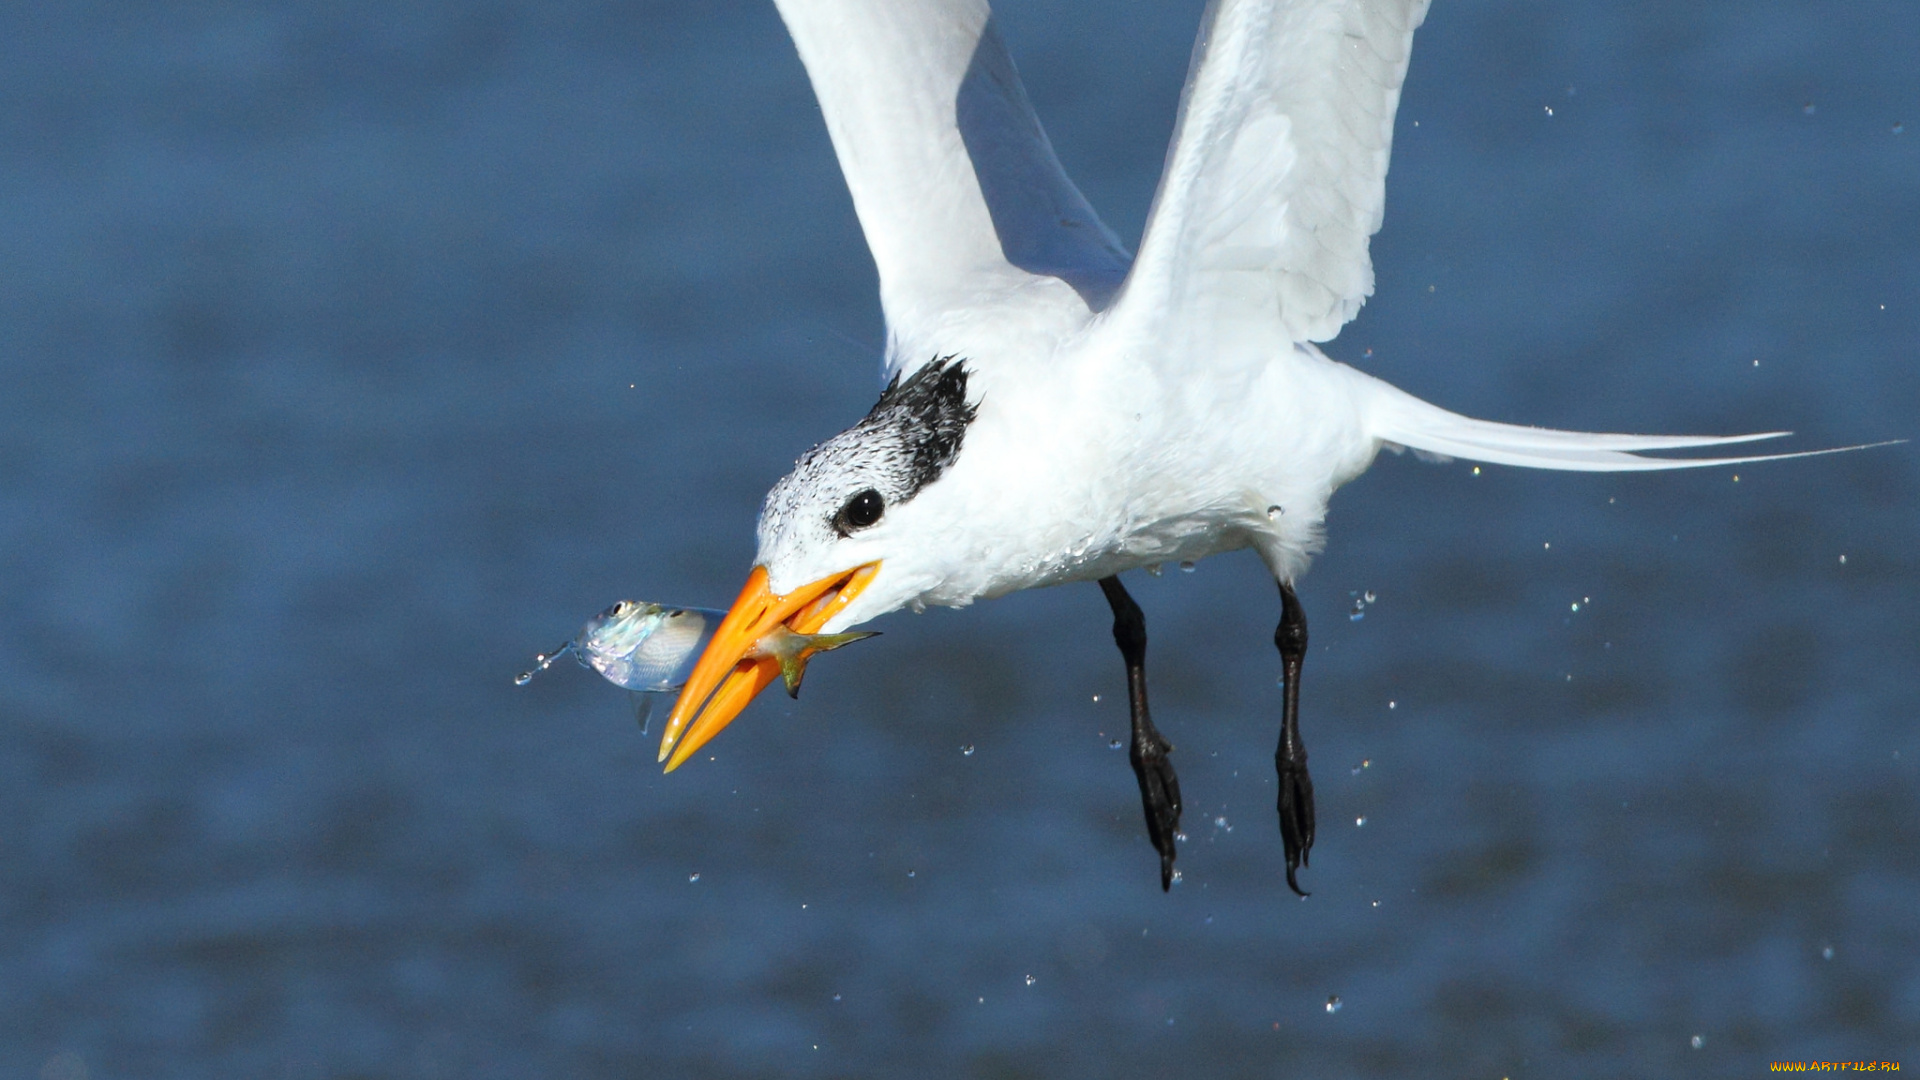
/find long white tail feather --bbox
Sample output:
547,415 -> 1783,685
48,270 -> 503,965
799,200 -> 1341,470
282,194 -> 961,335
1363,377 -> 1895,473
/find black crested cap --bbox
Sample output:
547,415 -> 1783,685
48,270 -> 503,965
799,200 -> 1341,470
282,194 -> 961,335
858,356 -> 978,501
765,356 -> 981,545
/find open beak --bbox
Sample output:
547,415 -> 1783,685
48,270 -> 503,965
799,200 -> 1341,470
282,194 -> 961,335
657,561 -> 880,772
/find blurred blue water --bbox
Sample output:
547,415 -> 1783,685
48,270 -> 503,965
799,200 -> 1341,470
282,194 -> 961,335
3,1 -> 1916,1076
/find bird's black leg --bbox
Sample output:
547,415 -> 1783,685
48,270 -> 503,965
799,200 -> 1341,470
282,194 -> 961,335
1274,580 -> 1315,896
1099,575 -> 1183,891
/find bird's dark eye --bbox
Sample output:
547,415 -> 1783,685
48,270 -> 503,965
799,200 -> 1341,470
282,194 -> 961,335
834,488 -> 885,535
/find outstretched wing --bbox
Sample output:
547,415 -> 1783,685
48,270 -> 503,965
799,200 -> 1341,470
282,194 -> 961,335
1109,0 -> 1430,352
774,0 -> 1131,378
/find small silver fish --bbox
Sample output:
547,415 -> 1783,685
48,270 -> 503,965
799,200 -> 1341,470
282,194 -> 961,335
516,600 -> 874,729
574,601 -> 721,693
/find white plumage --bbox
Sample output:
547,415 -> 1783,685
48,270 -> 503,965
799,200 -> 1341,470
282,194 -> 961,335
754,0 -> 1817,631
657,0 -> 1876,882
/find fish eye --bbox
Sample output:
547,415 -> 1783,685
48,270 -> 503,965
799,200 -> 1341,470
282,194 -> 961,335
834,488 -> 885,535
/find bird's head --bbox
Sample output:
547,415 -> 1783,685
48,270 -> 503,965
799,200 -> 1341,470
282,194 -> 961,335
657,358 -> 977,770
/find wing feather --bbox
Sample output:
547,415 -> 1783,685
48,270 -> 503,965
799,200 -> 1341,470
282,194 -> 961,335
1110,0 -> 1430,351
773,0 -> 1130,377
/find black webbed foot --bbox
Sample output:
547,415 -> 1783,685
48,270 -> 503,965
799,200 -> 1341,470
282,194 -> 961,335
1132,722 -> 1183,891
1274,740 -> 1314,896
1275,580 -> 1315,896
1099,575 -> 1184,891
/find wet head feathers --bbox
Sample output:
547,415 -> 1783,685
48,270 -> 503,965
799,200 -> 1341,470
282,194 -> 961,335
757,357 -> 978,563
861,356 -> 977,499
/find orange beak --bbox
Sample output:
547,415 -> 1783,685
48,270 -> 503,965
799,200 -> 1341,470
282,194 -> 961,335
657,561 -> 880,772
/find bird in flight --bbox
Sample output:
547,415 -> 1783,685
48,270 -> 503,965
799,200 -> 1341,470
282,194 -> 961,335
654,0 -> 1864,893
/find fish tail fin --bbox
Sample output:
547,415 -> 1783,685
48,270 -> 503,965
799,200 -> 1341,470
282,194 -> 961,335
802,631 -> 880,652
778,632 -> 879,699
779,655 -> 805,698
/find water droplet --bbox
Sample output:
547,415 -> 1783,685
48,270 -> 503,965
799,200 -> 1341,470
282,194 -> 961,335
1363,347 -> 1373,358
1146,563 -> 1164,577
906,870 -> 916,878
1325,996 -> 1342,1014
516,642 -> 576,686
1174,832 -> 1189,843
1543,541 -> 1551,550
1092,694 -> 1101,703
1839,554 -> 1847,565
1802,101 -> 1816,114
908,599 -> 927,614
1350,759 -> 1371,775
1371,900 -> 1380,907
1570,602 -> 1580,612
1690,1035 -> 1705,1049
1214,815 -> 1231,831
1822,946 -> 1834,960
1472,466 -> 1481,475
1355,816 -> 1368,827
832,993 -> 842,1002
1169,869 -> 1183,885
1024,974 -> 1035,986
688,872 -> 700,883
1363,591 -> 1376,604
1109,739 -> 1124,750
960,744 -> 975,756
1894,121 -> 1906,134
1179,561 -> 1196,573
1348,604 -> 1365,621
1266,505 -> 1284,520
1387,700 -> 1396,709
